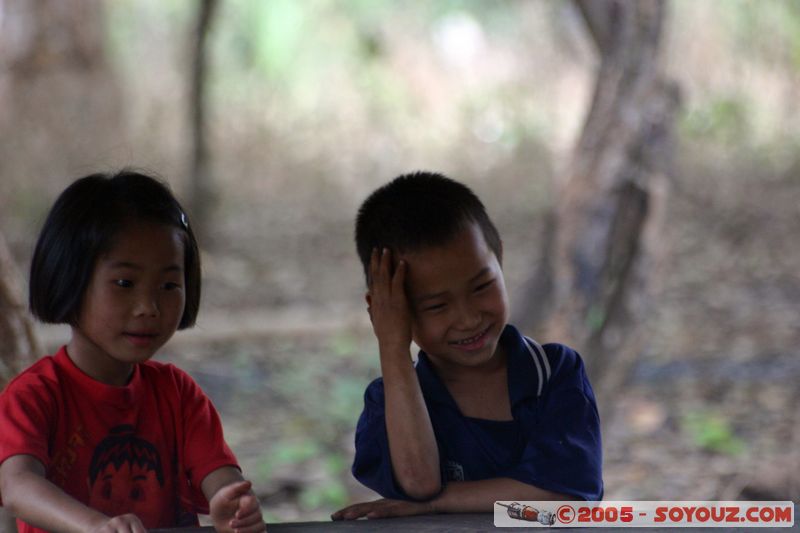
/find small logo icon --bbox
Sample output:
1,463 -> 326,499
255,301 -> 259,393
556,504 -> 576,524
445,460 -> 465,481
497,502 -> 556,525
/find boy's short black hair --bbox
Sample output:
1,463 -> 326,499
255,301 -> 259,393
355,171 -> 502,282
29,169 -> 201,329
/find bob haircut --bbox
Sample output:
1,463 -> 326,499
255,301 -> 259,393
29,170 -> 201,329
355,171 -> 503,283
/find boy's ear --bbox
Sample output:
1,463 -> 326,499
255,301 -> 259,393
364,292 -> 373,323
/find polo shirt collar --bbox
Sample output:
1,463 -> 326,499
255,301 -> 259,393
502,324 -> 545,407
414,324 -> 544,410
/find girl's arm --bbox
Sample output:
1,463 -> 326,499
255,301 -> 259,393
368,249 -> 441,500
333,477 -> 575,520
201,466 -> 265,533
0,454 -> 146,533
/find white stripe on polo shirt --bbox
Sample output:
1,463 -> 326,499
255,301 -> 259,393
523,336 -> 551,397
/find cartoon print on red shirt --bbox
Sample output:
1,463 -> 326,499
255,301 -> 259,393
87,424 -> 171,527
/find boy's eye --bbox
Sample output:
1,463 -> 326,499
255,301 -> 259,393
163,282 -> 182,290
422,303 -> 446,313
114,279 -> 133,288
475,279 -> 494,292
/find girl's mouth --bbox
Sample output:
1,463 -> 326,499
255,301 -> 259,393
124,332 -> 158,347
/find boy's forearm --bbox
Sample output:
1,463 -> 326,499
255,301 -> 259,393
430,478 -> 576,514
379,345 -> 441,500
0,456 -> 108,533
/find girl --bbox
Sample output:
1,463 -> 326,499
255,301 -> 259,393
0,171 -> 266,533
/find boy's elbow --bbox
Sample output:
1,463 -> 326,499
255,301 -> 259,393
398,474 -> 441,501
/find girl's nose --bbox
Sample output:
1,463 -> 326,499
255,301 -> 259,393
134,294 -> 159,317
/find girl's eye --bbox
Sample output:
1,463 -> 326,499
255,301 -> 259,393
423,303 -> 446,313
114,279 -> 133,288
163,282 -> 182,290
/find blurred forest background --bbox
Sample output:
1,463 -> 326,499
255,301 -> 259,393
0,0 -> 799,524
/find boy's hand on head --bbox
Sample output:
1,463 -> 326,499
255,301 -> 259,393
209,480 -> 266,533
331,497 -> 434,521
368,248 -> 413,354
91,514 -> 147,533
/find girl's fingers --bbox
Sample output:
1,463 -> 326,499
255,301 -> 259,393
232,511 -> 265,529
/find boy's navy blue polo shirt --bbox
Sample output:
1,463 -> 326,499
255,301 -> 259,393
352,324 -> 603,501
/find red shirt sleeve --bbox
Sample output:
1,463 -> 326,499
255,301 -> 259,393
0,359 -> 59,505
164,365 -> 239,512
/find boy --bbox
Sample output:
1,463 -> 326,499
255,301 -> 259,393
333,172 -> 602,520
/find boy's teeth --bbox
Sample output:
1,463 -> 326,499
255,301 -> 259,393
456,330 -> 484,344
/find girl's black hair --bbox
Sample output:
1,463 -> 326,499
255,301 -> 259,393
354,171 -> 503,283
29,170 -> 201,329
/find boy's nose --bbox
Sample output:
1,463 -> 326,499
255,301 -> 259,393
453,303 -> 482,330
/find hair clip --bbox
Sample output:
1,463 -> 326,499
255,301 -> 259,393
180,212 -> 189,229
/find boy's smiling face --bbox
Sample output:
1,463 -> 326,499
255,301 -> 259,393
400,222 -> 509,375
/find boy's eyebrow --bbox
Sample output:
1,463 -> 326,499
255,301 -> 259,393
413,267 -> 492,303
107,261 -> 183,272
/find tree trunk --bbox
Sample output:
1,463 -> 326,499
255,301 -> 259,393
514,0 -> 680,413
0,231 -> 41,388
0,1 -> 108,527
187,0 -> 220,245
0,231 -> 41,532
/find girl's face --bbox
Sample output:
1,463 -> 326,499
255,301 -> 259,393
68,221 -> 186,385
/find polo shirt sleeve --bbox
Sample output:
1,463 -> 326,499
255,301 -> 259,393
502,344 -> 603,500
351,378 -> 431,501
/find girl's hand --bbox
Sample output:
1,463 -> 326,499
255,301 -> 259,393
209,480 -> 266,533
91,513 -> 147,533
331,497 -> 434,521
368,248 -> 413,355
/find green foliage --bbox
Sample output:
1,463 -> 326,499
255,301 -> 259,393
681,410 -> 746,455
585,305 -> 606,333
299,472 -> 349,509
681,95 -> 751,144
254,335 -> 378,513
727,0 -> 800,69
105,0 -> 194,68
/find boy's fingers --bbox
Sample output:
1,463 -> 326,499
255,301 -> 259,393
331,506 -> 356,520
392,259 -> 406,295
379,247 -> 391,280
369,248 -> 379,283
